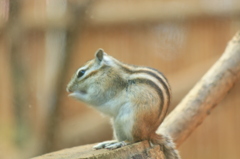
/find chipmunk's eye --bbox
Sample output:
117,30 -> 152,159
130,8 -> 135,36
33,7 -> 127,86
77,70 -> 85,78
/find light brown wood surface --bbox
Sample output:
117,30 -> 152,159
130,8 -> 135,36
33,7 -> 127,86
87,1 -> 240,26
32,141 -> 164,159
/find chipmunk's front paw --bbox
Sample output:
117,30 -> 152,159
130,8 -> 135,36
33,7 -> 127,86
93,141 -> 129,150
105,141 -> 127,150
93,141 -> 117,149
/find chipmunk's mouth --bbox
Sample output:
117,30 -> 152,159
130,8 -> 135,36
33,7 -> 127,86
68,90 -> 86,98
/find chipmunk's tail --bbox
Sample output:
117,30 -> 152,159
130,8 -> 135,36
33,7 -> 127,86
150,133 -> 181,159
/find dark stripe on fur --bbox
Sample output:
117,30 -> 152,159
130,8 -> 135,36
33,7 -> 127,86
128,78 -> 164,117
81,65 -> 108,81
146,67 -> 169,85
119,64 -> 170,109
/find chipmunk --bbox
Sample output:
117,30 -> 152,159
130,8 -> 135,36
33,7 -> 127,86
66,49 -> 181,159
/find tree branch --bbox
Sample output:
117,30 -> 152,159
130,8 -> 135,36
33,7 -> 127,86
158,31 -> 240,147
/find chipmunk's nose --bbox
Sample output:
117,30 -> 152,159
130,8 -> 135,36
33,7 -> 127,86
66,86 -> 73,93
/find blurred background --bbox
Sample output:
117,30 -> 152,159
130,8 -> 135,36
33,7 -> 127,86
0,0 -> 240,158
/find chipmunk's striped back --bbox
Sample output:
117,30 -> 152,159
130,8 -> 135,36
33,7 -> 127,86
112,59 -> 171,124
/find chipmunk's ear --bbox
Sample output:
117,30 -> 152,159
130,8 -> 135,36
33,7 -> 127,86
95,48 -> 104,62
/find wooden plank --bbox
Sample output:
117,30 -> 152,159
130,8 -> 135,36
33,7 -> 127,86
1,1 -> 240,29
87,1 -> 240,26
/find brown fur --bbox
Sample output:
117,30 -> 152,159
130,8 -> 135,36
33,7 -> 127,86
150,134 -> 180,159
